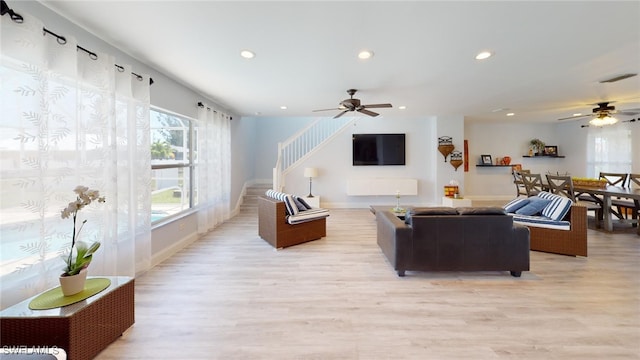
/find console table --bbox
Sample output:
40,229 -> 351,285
0,276 -> 134,360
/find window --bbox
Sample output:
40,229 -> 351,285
586,125 -> 632,177
150,108 -> 196,223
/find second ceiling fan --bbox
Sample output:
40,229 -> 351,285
557,101 -> 640,126
313,89 -> 392,118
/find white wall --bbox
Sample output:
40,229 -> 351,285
465,120 -> 639,200
262,115 -> 470,208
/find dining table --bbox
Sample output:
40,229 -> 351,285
573,185 -> 640,234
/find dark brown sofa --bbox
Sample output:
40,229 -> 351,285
376,207 -> 530,277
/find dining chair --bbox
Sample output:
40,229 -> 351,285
611,173 -> 639,226
600,172 -> 629,220
599,172 -> 628,187
512,169 -> 530,197
546,174 -> 602,228
522,173 -> 544,197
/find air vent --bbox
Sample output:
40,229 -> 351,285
599,73 -> 637,83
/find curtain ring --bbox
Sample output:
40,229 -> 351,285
56,36 -> 67,45
115,64 -> 125,73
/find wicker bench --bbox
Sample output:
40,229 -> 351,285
517,204 -> 587,256
258,196 -> 327,248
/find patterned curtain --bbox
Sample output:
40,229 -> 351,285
0,12 -> 151,308
586,124 -> 632,177
196,105 -> 231,234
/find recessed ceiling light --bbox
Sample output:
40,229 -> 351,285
573,113 -> 582,117
506,113 -> 515,116
475,51 -> 492,60
240,50 -> 255,59
398,106 -> 407,110
358,50 -> 374,60
280,106 -> 287,110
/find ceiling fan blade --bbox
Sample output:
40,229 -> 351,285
557,114 -> 592,121
357,108 -> 379,117
616,108 -> 640,116
333,110 -> 350,119
362,103 -> 392,109
313,108 -> 342,112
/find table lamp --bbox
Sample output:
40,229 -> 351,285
304,167 -> 318,197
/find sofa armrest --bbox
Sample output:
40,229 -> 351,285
376,211 -> 412,274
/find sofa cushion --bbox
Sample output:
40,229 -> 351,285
287,208 -> 330,224
457,207 -> 507,215
512,214 -> 571,230
265,190 -> 299,216
503,198 -> 530,213
408,207 -> 458,216
515,197 -> 551,215
295,196 -> 313,210
537,191 -> 573,221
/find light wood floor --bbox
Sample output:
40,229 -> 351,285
97,205 -> 640,360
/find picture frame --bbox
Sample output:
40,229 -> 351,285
481,154 -> 493,165
544,146 -> 558,156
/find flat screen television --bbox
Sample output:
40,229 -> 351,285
352,133 -> 406,166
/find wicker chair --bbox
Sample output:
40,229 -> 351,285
528,204 -> 587,257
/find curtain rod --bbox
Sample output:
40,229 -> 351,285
1,0 -> 154,86
197,102 -> 233,120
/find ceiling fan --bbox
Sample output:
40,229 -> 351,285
557,101 -> 640,126
313,89 -> 392,119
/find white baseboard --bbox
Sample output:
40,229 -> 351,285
151,232 -> 199,268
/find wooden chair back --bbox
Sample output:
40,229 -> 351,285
522,173 -> 544,197
512,169 -> 530,197
599,172 -> 628,187
628,173 -> 640,189
546,175 -> 576,202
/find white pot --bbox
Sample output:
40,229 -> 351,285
59,268 -> 88,296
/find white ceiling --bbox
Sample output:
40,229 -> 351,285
39,1 -> 640,124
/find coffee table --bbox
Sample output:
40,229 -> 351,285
370,205 -> 411,220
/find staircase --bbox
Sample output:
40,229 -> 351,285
239,183 -> 271,214
273,117 -> 354,191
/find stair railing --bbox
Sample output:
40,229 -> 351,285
273,117 -> 354,191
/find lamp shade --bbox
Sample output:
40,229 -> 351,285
304,167 -> 318,178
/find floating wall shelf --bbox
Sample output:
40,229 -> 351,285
522,155 -> 565,158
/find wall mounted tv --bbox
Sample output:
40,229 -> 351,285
352,133 -> 406,166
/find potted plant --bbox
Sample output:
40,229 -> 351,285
59,186 -> 106,296
529,138 -> 545,155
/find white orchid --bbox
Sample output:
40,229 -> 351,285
60,186 -> 106,276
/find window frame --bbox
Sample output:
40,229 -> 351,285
150,106 -> 197,226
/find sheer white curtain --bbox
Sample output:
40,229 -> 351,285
0,12 -> 151,308
196,105 -> 231,234
586,124 -> 632,177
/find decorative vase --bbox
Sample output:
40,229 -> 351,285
502,156 -> 511,165
59,268 -> 88,296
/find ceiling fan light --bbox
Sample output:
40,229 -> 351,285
589,115 -> 618,127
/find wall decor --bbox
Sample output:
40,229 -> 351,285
463,140 -> 469,172
437,136 -> 455,162
544,146 -> 558,156
450,150 -> 463,171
